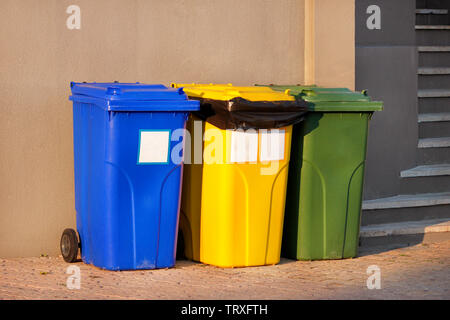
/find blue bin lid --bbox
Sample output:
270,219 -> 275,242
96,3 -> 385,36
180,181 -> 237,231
69,82 -> 200,112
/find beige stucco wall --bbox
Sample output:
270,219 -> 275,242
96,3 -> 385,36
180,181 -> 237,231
314,0 -> 355,89
0,0 -> 354,257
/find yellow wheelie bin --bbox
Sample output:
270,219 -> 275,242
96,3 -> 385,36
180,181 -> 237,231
171,83 -> 307,267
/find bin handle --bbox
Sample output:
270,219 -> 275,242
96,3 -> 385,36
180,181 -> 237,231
106,87 -> 121,95
300,89 -> 316,96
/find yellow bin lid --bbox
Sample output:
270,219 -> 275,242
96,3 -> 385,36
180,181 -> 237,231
170,83 -> 295,102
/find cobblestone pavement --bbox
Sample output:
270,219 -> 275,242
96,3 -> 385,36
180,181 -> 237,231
0,240 -> 449,300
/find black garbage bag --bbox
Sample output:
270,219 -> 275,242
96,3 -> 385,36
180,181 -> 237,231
192,97 -> 309,130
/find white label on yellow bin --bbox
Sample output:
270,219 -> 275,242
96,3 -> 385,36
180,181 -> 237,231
230,129 -> 258,163
138,130 -> 170,164
260,129 -> 285,162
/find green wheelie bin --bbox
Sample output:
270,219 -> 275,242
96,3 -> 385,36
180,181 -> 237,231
259,85 -> 382,260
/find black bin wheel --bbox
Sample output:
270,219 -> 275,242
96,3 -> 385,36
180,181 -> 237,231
60,228 -> 79,263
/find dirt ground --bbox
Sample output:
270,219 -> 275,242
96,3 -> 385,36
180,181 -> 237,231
1,240 -> 449,300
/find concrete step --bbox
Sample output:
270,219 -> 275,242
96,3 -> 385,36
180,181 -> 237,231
419,119 -> 450,138
399,175 -> 450,194
362,192 -> 450,210
415,25 -> 450,30
419,52 -> 450,68
416,13 -> 449,25
359,219 -> 450,248
400,164 -> 450,177
418,136 -> 450,148
416,9 -> 448,15
417,145 -> 450,165
362,202 -> 450,226
418,89 -> 450,98
418,74 -> 450,90
418,112 -> 450,122
418,96 -> 449,113
418,46 -> 450,52
361,218 -> 450,237
418,67 -> 450,74
416,29 -> 450,46
416,0 -> 450,11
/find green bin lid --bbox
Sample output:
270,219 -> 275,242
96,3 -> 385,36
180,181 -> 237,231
256,84 -> 383,112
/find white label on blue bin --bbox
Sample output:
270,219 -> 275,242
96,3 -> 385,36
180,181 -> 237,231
229,129 -> 258,163
260,129 -> 285,162
138,130 -> 170,164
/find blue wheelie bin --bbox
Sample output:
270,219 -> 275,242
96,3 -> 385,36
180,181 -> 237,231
62,82 -> 199,270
